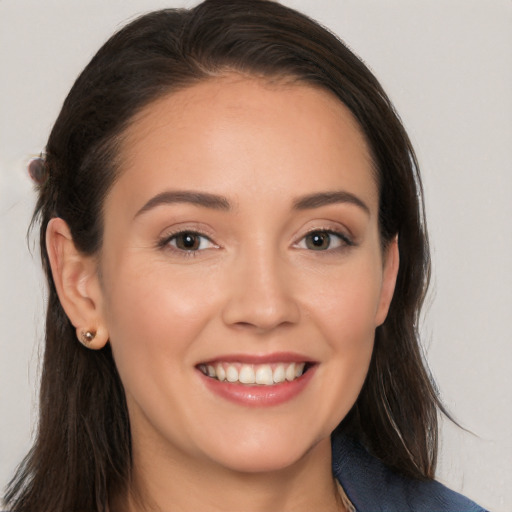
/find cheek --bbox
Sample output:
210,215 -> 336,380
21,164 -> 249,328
319,282 -> 376,376
306,273 -> 379,423
101,260 -> 221,382
304,258 -> 384,345
300,256 -> 383,407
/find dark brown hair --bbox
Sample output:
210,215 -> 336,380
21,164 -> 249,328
5,1 -> 441,510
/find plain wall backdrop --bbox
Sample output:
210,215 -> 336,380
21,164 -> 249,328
1,1 -> 510,510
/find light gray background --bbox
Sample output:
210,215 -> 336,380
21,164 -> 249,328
1,1 -> 510,510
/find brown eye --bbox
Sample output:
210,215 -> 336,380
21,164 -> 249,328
177,233 -> 200,250
304,231 -> 332,250
298,230 -> 352,251
166,231 -> 216,252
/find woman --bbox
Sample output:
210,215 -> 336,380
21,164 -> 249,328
3,1 -> 487,510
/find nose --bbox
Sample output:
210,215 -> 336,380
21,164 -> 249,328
221,246 -> 300,333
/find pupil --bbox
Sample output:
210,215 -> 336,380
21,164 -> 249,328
308,232 -> 330,250
178,233 -> 199,250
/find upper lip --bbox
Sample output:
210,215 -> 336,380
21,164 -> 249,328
197,352 -> 316,365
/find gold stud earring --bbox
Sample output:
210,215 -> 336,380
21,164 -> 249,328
79,330 -> 96,346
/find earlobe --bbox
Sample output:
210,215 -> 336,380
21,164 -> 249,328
76,325 -> 110,350
375,236 -> 400,327
46,218 -> 109,350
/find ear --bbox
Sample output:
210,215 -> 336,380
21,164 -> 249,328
46,217 -> 109,349
375,236 -> 400,327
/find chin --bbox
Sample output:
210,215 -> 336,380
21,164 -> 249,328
201,429 -> 330,475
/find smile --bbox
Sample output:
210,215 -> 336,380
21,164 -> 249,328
196,354 -> 317,406
197,362 -> 307,386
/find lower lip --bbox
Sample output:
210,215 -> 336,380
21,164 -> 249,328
198,365 -> 316,407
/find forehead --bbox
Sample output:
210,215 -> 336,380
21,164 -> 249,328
111,75 -> 377,214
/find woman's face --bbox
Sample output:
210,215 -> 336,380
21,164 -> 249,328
96,76 -> 398,474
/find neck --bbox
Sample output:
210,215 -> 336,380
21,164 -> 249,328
111,437 -> 345,512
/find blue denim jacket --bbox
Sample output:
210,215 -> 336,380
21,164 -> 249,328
332,435 -> 488,512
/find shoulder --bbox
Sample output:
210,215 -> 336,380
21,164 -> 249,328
331,435 -> 488,512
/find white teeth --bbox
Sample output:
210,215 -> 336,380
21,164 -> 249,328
201,361 -> 308,385
255,365 -> 273,385
216,363 -> 226,382
226,365 -> 238,383
285,363 -> 296,381
273,365 -> 286,383
239,364 -> 255,384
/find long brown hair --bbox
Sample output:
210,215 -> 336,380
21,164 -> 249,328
5,1 -> 441,510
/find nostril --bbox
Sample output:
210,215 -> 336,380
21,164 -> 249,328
230,319 -> 298,334
223,296 -> 301,332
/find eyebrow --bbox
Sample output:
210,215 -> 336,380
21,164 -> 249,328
135,190 -> 231,217
134,189 -> 369,218
293,191 -> 370,215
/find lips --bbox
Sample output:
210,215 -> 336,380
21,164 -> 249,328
196,354 -> 316,406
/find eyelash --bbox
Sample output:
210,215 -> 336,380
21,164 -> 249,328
158,227 -> 354,257
295,229 -> 354,252
157,230 -> 217,257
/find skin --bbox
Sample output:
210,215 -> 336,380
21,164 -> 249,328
47,76 -> 399,511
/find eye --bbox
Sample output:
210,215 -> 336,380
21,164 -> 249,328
164,231 -> 216,252
297,230 -> 352,251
